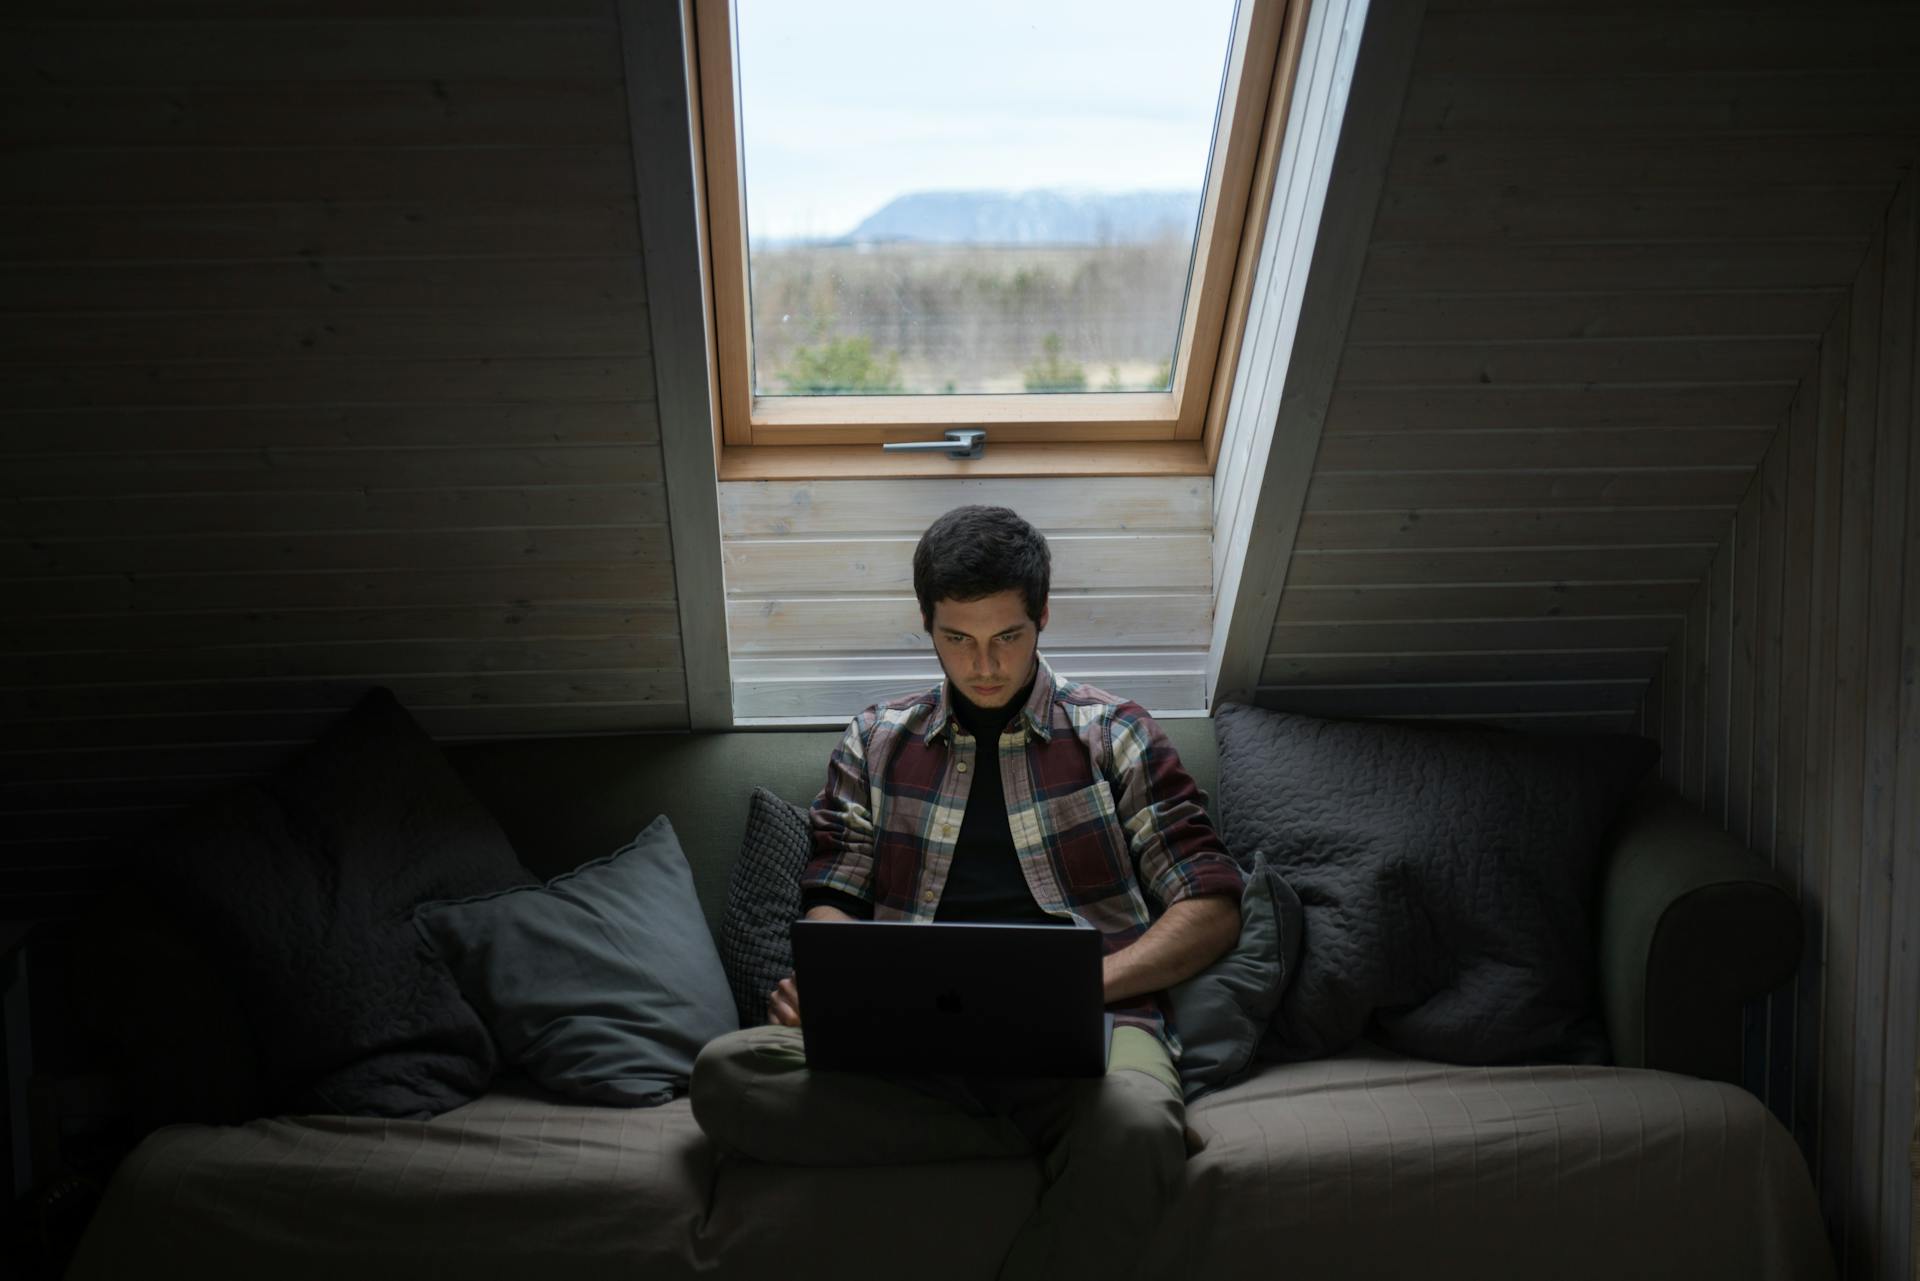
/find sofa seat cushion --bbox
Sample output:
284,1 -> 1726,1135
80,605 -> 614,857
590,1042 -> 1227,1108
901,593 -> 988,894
68,1080 -> 1040,1281
68,1083 -> 722,1281
68,1051 -> 1832,1281
1156,1043 -> 1833,1281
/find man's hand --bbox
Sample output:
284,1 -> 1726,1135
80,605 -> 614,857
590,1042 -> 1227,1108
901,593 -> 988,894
1101,893 -> 1242,1005
768,976 -> 802,1027
769,903 -> 859,1026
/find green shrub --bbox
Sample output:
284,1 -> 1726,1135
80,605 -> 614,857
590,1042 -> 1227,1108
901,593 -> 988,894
777,333 -> 903,394
1023,334 -> 1087,393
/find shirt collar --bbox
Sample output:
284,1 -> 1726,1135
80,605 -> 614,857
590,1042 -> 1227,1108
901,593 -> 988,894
925,652 -> 1058,745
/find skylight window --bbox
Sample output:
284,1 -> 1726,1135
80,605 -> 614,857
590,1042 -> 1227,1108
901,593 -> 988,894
693,0 -> 1297,463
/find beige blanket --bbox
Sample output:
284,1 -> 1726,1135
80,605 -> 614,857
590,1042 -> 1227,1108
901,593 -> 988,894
67,1044 -> 1834,1281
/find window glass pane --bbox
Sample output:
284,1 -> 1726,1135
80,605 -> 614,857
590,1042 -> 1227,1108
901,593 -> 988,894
734,0 -> 1239,396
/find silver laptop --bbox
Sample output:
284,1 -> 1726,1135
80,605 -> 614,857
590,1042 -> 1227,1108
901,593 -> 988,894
789,919 -> 1112,1077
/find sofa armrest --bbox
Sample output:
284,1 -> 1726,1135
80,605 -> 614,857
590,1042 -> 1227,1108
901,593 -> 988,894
1595,783 -> 1802,1084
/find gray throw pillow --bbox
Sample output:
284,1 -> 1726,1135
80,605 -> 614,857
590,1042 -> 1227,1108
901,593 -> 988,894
719,788 -> 811,1027
1214,703 -> 1658,1067
414,815 -> 740,1107
1165,851 -> 1304,1102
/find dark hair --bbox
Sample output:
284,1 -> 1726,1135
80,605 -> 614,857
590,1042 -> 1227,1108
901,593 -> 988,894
913,506 -> 1051,630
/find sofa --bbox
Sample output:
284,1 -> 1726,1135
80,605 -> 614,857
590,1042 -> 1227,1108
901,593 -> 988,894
61,719 -> 1836,1281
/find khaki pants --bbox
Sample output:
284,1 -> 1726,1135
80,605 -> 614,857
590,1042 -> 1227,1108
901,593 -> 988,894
690,1024 -> 1187,1281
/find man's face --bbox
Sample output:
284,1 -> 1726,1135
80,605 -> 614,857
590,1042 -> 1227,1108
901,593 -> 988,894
928,589 -> 1048,711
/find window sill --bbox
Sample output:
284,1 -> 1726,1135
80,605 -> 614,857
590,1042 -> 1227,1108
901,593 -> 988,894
715,440 -> 1215,481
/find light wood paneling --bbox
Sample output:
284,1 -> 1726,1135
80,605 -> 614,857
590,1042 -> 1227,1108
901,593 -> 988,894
1210,0 -> 1425,706
2,83 -> 632,146
1295,508 -> 1734,549
1338,336 -> 1819,384
1314,427 -> 1780,470
1325,382 -> 1796,430
0,22 -> 624,82
723,534 -> 1212,596
1346,289 -> 1845,343
0,257 -> 649,310
1413,9 -> 1920,74
1266,615 -> 1682,653
731,649 -> 1206,722
722,476 -> 1211,536
719,477 -> 1213,720
0,0 -> 685,919
620,0 -> 728,729
1285,545 -> 1717,586
727,594 -> 1212,656
1275,580 -> 1698,621
1302,467 -> 1756,510
1642,174 -> 1919,1281
1251,0 -> 1914,761
1260,649 -> 1661,684
1358,239 -> 1872,292
0,309 -> 653,362
0,202 -> 644,261
0,526 -> 672,577
1375,188 -> 1899,246
0,602 -> 680,653
1398,70 -> 1920,136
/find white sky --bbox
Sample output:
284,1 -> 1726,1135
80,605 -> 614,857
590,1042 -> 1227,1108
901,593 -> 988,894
734,0 -> 1240,241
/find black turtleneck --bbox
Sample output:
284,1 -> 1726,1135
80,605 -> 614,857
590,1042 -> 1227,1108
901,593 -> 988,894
935,669 -> 1060,926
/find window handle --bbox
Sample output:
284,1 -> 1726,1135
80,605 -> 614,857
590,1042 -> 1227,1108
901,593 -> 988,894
881,429 -> 985,459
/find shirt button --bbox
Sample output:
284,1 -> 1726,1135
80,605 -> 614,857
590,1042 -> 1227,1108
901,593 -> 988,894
940,824 -> 954,837
923,890 -> 935,903
956,762 -> 969,773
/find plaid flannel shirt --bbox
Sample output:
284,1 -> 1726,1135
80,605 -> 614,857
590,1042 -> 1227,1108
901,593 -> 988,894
802,653 -> 1245,1051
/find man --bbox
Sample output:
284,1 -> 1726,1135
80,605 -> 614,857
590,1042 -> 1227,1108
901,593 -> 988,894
690,505 -> 1245,1280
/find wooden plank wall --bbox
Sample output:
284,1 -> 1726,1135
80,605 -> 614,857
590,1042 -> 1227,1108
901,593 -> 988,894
1253,1 -> 1920,734
716,478 -> 1213,721
1211,0 -> 1360,603
0,3 -> 685,922
1642,173 -> 1918,1281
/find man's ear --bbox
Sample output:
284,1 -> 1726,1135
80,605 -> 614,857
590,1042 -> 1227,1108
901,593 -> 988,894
1038,604 -> 1050,633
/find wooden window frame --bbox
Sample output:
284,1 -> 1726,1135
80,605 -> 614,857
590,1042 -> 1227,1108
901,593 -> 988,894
686,0 -> 1310,480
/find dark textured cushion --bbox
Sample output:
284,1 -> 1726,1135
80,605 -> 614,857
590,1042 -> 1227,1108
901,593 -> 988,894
1213,703 -> 1658,1066
1164,851 -> 1303,1102
138,687 -> 534,1119
719,787 -> 811,1026
414,815 -> 740,1106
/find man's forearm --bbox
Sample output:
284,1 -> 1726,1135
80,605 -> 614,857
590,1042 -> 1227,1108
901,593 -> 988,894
1102,893 -> 1240,1004
804,904 -> 857,922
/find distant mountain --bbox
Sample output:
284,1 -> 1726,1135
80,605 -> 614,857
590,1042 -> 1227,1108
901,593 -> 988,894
839,189 -> 1202,247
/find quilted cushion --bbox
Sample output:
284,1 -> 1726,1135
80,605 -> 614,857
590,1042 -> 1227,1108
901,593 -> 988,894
719,787 -> 811,1026
139,687 -> 535,1118
1213,703 -> 1658,1066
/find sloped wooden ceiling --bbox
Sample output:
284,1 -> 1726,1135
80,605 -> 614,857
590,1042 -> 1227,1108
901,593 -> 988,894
0,5 -> 684,921
1253,1 -> 1920,731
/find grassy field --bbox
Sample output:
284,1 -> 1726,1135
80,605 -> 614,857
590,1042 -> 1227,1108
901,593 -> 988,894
747,238 -> 1195,395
